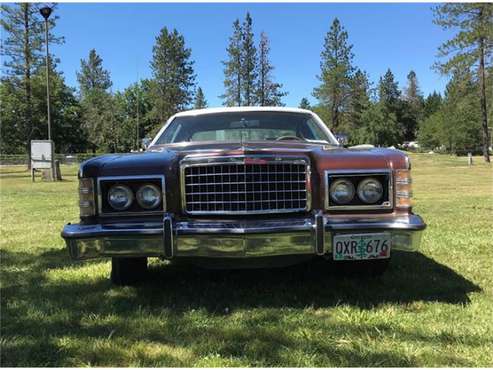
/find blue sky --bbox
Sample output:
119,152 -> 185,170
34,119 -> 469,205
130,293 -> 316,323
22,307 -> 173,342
45,3 -> 454,107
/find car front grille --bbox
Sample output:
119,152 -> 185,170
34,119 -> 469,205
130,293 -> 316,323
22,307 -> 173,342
182,158 -> 309,214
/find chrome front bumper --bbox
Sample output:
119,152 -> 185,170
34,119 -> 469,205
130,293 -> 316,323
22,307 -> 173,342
61,214 -> 426,260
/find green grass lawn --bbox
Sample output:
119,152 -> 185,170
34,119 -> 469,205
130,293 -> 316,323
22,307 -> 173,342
1,154 -> 492,366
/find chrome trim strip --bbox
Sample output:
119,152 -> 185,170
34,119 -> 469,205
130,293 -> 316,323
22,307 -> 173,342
97,175 -> 166,217
324,169 -> 393,211
180,155 -> 311,215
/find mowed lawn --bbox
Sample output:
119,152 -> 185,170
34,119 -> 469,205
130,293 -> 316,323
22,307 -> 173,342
1,154 -> 492,367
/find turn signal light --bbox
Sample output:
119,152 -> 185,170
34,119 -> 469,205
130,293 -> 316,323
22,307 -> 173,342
395,169 -> 413,209
79,178 -> 96,216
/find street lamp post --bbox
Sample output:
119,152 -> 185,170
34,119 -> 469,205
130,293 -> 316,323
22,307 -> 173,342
39,5 -> 55,180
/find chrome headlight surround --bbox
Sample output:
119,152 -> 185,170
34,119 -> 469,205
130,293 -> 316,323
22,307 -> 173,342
329,178 -> 355,205
136,184 -> 162,210
325,169 -> 392,210
357,177 -> 383,204
97,175 -> 166,216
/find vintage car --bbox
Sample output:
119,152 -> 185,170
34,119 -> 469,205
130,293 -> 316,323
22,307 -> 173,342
61,107 -> 426,285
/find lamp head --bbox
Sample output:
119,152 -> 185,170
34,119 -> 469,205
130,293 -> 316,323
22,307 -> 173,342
39,6 -> 53,20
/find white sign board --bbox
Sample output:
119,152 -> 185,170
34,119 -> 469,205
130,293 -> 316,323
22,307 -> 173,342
31,140 -> 54,169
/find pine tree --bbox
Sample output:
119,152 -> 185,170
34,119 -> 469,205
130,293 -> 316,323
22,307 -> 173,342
299,98 -> 311,110
149,27 -> 196,126
423,91 -> 443,118
256,32 -> 286,106
76,49 -> 112,98
0,3 -> 63,156
433,3 -> 493,162
221,19 -> 243,106
349,69 -> 371,136
313,18 -> 354,131
377,69 -> 405,143
194,87 -> 208,109
77,49 -> 113,151
402,70 -> 424,141
378,69 -> 401,110
241,12 -> 257,106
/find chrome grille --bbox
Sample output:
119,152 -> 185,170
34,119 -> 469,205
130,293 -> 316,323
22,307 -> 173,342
182,158 -> 309,215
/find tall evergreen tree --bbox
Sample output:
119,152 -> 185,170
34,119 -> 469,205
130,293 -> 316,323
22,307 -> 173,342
0,3 -> 63,156
402,70 -> 424,141
256,32 -> 286,106
433,3 -> 493,162
221,19 -> 242,106
150,27 -> 196,125
377,69 -> 405,143
349,69 -> 371,137
423,91 -> 443,118
418,67 -> 482,153
194,87 -> 208,109
313,18 -> 354,131
404,70 -> 423,104
241,12 -> 257,106
77,49 -> 113,151
378,69 -> 401,110
76,49 -> 112,98
299,98 -> 311,110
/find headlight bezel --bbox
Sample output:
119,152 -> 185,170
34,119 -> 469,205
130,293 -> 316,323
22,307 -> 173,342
97,175 -> 166,216
325,170 -> 392,210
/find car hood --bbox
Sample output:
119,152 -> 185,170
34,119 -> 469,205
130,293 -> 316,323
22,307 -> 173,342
80,141 -> 408,178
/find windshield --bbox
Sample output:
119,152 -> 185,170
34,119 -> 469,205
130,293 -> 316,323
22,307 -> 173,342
154,111 -> 338,145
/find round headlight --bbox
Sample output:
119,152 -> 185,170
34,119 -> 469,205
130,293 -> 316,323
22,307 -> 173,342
136,184 -> 162,210
330,178 -> 355,204
108,185 -> 133,210
357,177 -> 383,204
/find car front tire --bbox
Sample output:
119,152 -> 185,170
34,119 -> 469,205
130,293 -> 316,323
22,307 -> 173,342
110,257 -> 148,285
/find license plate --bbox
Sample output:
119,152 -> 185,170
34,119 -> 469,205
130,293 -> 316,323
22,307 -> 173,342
333,233 -> 391,261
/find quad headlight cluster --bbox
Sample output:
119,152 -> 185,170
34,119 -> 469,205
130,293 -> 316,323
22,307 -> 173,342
107,183 -> 162,211
326,172 -> 390,209
329,177 -> 383,205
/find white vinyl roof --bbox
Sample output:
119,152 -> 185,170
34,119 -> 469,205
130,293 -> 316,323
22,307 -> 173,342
174,106 -> 313,117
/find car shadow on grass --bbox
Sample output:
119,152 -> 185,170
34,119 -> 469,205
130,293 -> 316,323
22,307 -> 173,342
0,248 -> 484,366
132,251 -> 481,312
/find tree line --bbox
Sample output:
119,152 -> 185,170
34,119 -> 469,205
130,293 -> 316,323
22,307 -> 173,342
1,4 -> 491,161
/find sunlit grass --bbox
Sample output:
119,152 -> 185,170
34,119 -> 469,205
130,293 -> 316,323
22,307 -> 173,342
1,154 -> 492,366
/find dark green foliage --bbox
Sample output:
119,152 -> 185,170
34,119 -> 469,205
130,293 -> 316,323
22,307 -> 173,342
256,32 -> 286,106
355,103 -> 402,147
221,19 -> 243,107
433,3 -> 492,161
149,27 -> 196,124
418,67 -> 483,154
194,87 -> 208,109
348,69 -> 371,141
241,13 -> 257,106
0,3 -> 64,155
77,49 -> 113,152
423,91 -> 443,118
113,80 -> 156,151
76,49 -> 112,98
313,18 -> 354,131
299,98 -> 311,110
